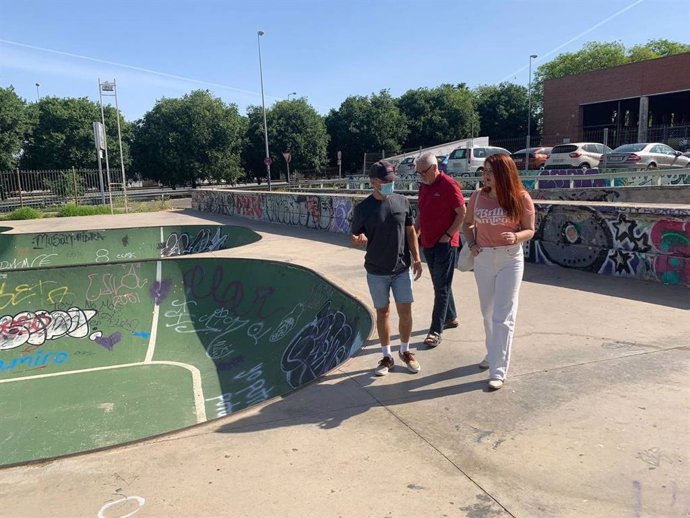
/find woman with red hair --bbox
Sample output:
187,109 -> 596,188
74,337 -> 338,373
461,154 -> 535,390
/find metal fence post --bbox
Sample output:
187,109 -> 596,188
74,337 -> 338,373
16,169 -> 23,208
72,167 -> 79,204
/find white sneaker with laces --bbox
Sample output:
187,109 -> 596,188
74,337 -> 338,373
488,379 -> 504,390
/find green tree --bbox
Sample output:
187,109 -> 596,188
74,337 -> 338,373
243,98 -> 329,180
20,97 -> 132,171
326,90 -> 408,172
474,82 -> 536,141
0,87 -> 31,171
629,39 -> 690,61
398,84 -> 477,148
132,90 -> 246,187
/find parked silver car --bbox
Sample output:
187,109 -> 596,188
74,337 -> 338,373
604,143 -> 690,169
446,146 -> 510,175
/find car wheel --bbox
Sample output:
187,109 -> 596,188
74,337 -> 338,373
647,162 -> 657,170
539,164 -> 545,170
579,163 -> 591,171
476,167 -> 484,174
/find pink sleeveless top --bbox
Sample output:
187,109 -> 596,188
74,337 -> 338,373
468,190 -> 534,247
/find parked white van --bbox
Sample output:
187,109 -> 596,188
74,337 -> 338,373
446,146 -> 511,175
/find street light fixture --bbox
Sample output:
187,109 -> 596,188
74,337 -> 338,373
525,54 -> 538,173
35,82 -> 40,102
257,30 -> 272,191
288,92 -> 296,100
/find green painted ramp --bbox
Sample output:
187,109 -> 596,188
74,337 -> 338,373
0,257 -> 372,466
0,224 -> 260,270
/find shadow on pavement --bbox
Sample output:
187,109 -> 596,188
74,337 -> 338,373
215,364 -> 487,434
523,262 -> 690,309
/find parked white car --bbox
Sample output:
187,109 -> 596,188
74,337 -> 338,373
543,142 -> 612,170
605,143 -> 690,169
446,146 -> 510,175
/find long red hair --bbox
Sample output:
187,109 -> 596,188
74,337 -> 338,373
482,154 -> 526,223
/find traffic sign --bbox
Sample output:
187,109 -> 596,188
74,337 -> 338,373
264,157 -> 272,166
282,152 -> 292,163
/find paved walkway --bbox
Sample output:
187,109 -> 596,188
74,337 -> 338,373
1,209 -> 688,518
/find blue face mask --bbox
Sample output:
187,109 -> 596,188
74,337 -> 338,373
379,182 -> 394,196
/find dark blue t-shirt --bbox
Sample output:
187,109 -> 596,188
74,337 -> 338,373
350,193 -> 414,275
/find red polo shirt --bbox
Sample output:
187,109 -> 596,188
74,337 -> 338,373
418,173 -> 465,248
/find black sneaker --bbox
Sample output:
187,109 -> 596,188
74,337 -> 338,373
374,356 -> 394,376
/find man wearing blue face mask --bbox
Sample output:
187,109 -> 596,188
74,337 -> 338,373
351,160 -> 423,376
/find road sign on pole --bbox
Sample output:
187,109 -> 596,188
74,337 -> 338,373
264,157 -> 273,166
282,152 -> 292,185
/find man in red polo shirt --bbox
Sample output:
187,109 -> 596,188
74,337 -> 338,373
415,151 -> 467,347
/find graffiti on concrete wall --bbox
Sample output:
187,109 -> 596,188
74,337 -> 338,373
195,191 -> 360,234
529,204 -> 690,286
194,190 -> 421,236
1,254 -> 371,466
0,225 -> 257,271
160,227 -> 229,257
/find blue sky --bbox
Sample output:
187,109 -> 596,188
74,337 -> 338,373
1,0 -> 688,121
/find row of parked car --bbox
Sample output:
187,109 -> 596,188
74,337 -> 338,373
420,142 -> 690,175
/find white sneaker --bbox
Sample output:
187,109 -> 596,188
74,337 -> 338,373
488,379 -> 504,391
478,359 -> 489,370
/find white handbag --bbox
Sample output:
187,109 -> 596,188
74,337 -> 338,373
456,242 -> 474,272
456,191 -> 478,272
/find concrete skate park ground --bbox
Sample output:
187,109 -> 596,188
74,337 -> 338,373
0,208 -> 688,518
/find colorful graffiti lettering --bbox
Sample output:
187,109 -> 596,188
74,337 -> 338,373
0,254 -> 59,271
281,301 -> 356,388
0,280 -> 72,310
205,362 -> 274,418
0,307 -> 97,350
85,263 -> 148,304
0,350 -> 69,372
650,220 -> 690,285
31,231 -> 105,250
160,228 -> 228,257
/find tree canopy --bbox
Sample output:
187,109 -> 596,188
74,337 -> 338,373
326,90 -> 408,172
398,84 -> 477,149
19,97 -> 131,171
0,87 -> 31,171
243,98 -> 329,179
132,90 -> 246,187
473,82 -> 537,140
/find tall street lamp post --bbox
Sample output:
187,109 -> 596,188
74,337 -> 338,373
288,92 -> 296,100
35,83 -> 40,102
525,54 -> 537,173
257,30 -> 272,191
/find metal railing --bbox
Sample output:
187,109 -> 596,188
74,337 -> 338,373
285,167 -> 689,193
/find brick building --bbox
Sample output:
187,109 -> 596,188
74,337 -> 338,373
542,52 -> 690,148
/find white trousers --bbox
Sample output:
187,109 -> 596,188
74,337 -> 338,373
473,244 -> 524,381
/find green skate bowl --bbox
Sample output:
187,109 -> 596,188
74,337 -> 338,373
0,226 -> 372,467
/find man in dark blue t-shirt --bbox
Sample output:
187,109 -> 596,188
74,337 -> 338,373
351,160 -> 423,376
